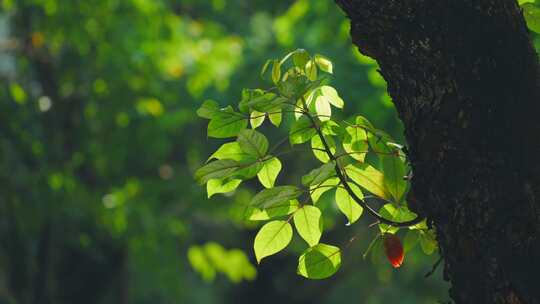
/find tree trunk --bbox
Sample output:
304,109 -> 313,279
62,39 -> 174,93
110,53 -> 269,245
335,0 -> 540,303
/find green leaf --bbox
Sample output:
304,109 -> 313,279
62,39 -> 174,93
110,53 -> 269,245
272,59 -> 281,84
208,142 -> 251,162
208,106 -> 248,138
419,230 -> 437,255
522,3 -> 540,33
195,160 -> 239,185
315,94 -> 331,121
310,177 -> 339,203
311,135 -> 336,163
353,115 -> 376,133
403,230 -> 419,253
237,129 -> 269,158
250,110 -> 265,129
381,154 -> 407,203
293,49 -> 310,68
314,54 -> 333,74
244,92 -> 288,112
246,199 -> 299,221
294,205 -> 323,246
233,158 -> 264,180
268,109 -> 282,127
257,157 -> 282,188
297,243 -> 341,279
321,120 -> 341,136
250,185 -> 302,209
306,59 -> 318,81
207,178 -> 242,198
302,162 -> 335,186
378,204 -> 417,234
343,126 -> 368,162
260,59 -> 272,79
290,116 -> 317,145
345,163 -> 390,200
254,220 -> 293,263
279,74 -> 310,99
197,99 -> 219,119
335,183 -> 363,225
320,86 -> 343,108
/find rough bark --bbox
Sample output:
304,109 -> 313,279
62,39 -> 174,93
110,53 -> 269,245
335,1 -> 540,303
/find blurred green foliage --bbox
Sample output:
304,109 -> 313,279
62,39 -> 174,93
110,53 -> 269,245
5,0 -> 536,303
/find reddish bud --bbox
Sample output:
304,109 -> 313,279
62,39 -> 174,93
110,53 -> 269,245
383,233 -> 404,268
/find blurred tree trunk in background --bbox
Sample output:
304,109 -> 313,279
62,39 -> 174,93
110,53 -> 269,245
336,0 -> 540,303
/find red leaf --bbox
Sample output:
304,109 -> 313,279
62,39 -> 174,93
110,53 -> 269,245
383,233 -> 404,268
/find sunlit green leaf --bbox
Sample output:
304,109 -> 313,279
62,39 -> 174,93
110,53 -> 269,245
246,199 -> 299,221
335,183 -> 363,224
208,106 -> 248,138
311,135 -> 336,163
381,154 -> 407,203
310,177 -> 340,203
254,220 -> 293,263
343,126 -> 368,162
268,109 -> 282,127
207,178 -> 242,198
272,59 -> 281,84
195,160 -> 239,185
314,54 -> 333,74
315,94 -> 331,121
237,129 -> 269,158
302,162 -> 335,186
297,243 -> 341,279
306,59 -> 318,81
320,86 -> 343,108
522,3 -> 540,33
294,205 -> 323,246
260,59 -> 272,79
378,204 -> 417,234
257,157 -> 282,188
208,142 -> 251,162
345,163 -> 390,200
250,185 -> 302,209
290,116 -> 317,145
293,49 -> 310,68
197,99 -> 219,119
250,110 -> 265,129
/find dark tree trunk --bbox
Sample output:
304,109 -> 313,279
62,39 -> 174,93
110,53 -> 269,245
335,0 -> 540,303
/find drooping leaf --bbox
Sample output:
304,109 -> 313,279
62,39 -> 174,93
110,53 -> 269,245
302,162 -> 336,186
311,134 -> 336,163
208,142 -> 251,162
293,49 -> 311,69
237,129 -> 269,158
207,106 -> 248,138
257,157 -> 282,188
207,178 -> 242,198
310,177 -> 340,203
250,110 -> 265,129
345,163 -> 391,200
272,59 -> 281,84
260,59 -> 272,79
305,59 -> 318,81
314,54 -> 333,74
381,153 -> 407,203
297,243 -> 341,279
419,230 -> 437,255
294,205 -> 323,246
343,126 -> 368,162
335,184 -> 364,224
290,116 -> 317,145
254,220 -> 293,263
246,199 -> 299,221
195,160 -> 239,185
250,185 -> 302,209
403,230 -> 420,253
